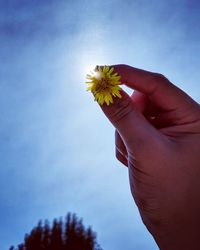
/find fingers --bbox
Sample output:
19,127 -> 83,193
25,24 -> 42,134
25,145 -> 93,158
112,64 -> 196,113
98,64 -> 199,159
131,91 -> 148,113
115,130 -> 128,167
116,148 -> 128,167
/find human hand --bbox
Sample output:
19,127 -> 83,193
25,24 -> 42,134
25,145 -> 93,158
99,65 -> 200,250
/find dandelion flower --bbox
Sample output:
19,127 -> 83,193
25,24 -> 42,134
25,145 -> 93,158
86,66 -> 122,106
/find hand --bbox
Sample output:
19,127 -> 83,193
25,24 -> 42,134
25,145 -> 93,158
100,65 -> 200,250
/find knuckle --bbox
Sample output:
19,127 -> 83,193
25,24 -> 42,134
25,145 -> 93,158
152,72 -> 166,80
145,72 -> 171,95
151,73 -> 170,85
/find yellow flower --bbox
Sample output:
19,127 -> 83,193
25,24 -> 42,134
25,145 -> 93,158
86,66 -> 122,106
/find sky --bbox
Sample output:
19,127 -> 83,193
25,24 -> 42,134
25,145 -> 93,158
0,0 -> 200,249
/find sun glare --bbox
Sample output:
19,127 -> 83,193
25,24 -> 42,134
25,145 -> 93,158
83,64 -> 96,77
78,50 -> 108,79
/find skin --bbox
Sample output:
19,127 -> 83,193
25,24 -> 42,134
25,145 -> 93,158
99,64 -> 200,250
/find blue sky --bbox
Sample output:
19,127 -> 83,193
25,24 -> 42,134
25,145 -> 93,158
0,0 -> 200,249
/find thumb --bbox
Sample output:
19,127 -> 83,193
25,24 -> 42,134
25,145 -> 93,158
98,64 -> 199,154
100,90 -> 159,153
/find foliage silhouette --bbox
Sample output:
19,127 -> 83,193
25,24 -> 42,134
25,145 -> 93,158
10,212 -> 102,250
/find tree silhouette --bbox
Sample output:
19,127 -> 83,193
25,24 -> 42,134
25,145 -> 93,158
9,212 -> 102,250
42,220 -> 51,249
50,219 -> 63,250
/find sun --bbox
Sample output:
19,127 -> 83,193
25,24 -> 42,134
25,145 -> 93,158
83,64 -> 96,76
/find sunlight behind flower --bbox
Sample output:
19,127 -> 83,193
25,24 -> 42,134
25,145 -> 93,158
86,66 -> 122,105
83,64 -> 96,77
77,44 -> 108,80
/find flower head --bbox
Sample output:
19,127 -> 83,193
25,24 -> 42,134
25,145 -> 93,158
86,66 -> 122,105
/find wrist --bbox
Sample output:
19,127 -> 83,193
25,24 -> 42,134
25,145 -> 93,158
147,217 -> 200,250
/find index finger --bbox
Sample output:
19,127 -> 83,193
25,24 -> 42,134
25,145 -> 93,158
112,64 -> 193,112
